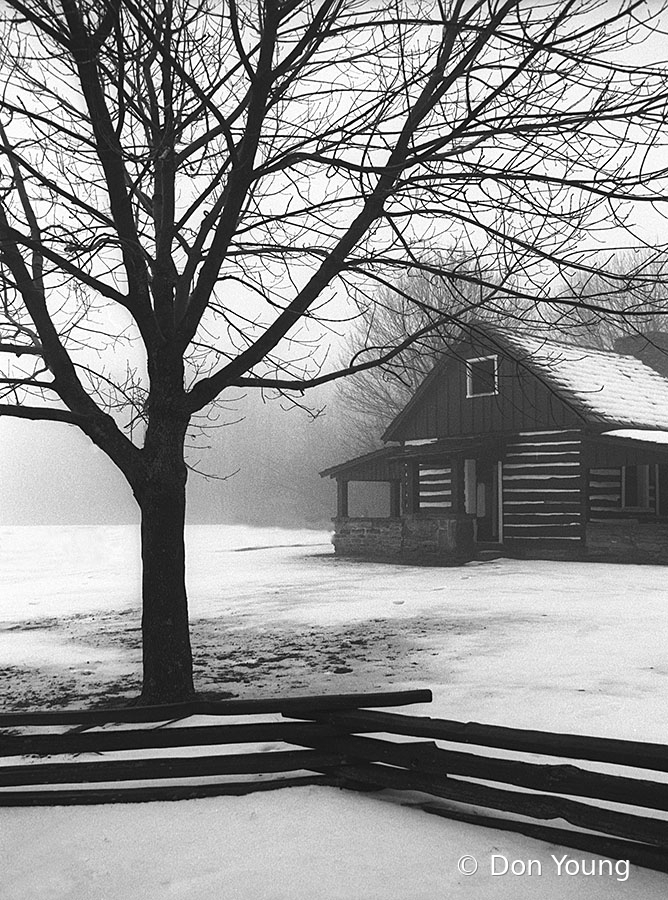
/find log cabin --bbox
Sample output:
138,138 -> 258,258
321,323 -> 668,563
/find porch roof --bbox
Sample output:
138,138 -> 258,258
320,447 -> 398,479
323,429 -> 668,485
320,435 -> 501,480
602,429 -> 668,447
589,430 -> 668,458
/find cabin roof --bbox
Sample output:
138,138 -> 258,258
383,323 -> 668,441
486,326 -> 668,429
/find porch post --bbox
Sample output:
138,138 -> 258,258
402,461 -> 420,514
337,479 -> 349,518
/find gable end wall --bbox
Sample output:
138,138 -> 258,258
388,345 -> 583,442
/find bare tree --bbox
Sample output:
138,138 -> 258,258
1,0 -> 667,701
547,249 -> 668,348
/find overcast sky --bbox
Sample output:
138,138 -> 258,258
0,384 -> 345,528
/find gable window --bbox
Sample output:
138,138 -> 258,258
622,465 -> 654,510
466,355 -> 498,398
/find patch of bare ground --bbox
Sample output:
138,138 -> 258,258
0,610 -> 500,709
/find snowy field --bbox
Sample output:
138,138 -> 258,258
2,524 -> 668,898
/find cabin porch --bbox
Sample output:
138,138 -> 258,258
321,437 -> 501,565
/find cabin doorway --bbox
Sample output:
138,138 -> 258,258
465,458 -> 502,543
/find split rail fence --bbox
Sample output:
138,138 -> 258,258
1,689 -> 668,874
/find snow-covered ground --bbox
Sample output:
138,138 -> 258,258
5,786 -> 667,900
2,524 -> 668,898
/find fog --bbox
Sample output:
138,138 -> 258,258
0,385 -> 349,529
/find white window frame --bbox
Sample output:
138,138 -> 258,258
466,354 -> 499,398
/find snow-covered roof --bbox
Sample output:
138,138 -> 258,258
485,326 -> 668,430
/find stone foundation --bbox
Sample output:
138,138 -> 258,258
332,517 -> 403,558
333,515 -> 475,564
332,517 -> 668,564
585,520 -> 668,563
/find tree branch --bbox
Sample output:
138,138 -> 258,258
59,0 -> 155,335
0,343 -> 43,356
0,403 -> 83,425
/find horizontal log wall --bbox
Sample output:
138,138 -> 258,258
418,464 -> 452,510
587,467 -> 622,518
586,466 -> 659,520
502,430 -> 584,544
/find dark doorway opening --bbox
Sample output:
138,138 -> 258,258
476,457 -> 500,542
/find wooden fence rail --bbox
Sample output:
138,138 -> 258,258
0,690 -> 429,807
290,705 -> 668,875
2,688 -> 668,875
0,689 -> 432,727
294,708 -> 668,771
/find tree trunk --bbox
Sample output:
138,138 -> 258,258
130,344 -> 196,705
138,475 -> 195,704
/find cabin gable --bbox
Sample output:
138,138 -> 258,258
384,339 -> 583,443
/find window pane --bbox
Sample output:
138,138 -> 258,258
469,357 -> 497,395
625,466 -> 639,507
348,482 -> 391,517
623,465 -> 651,508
